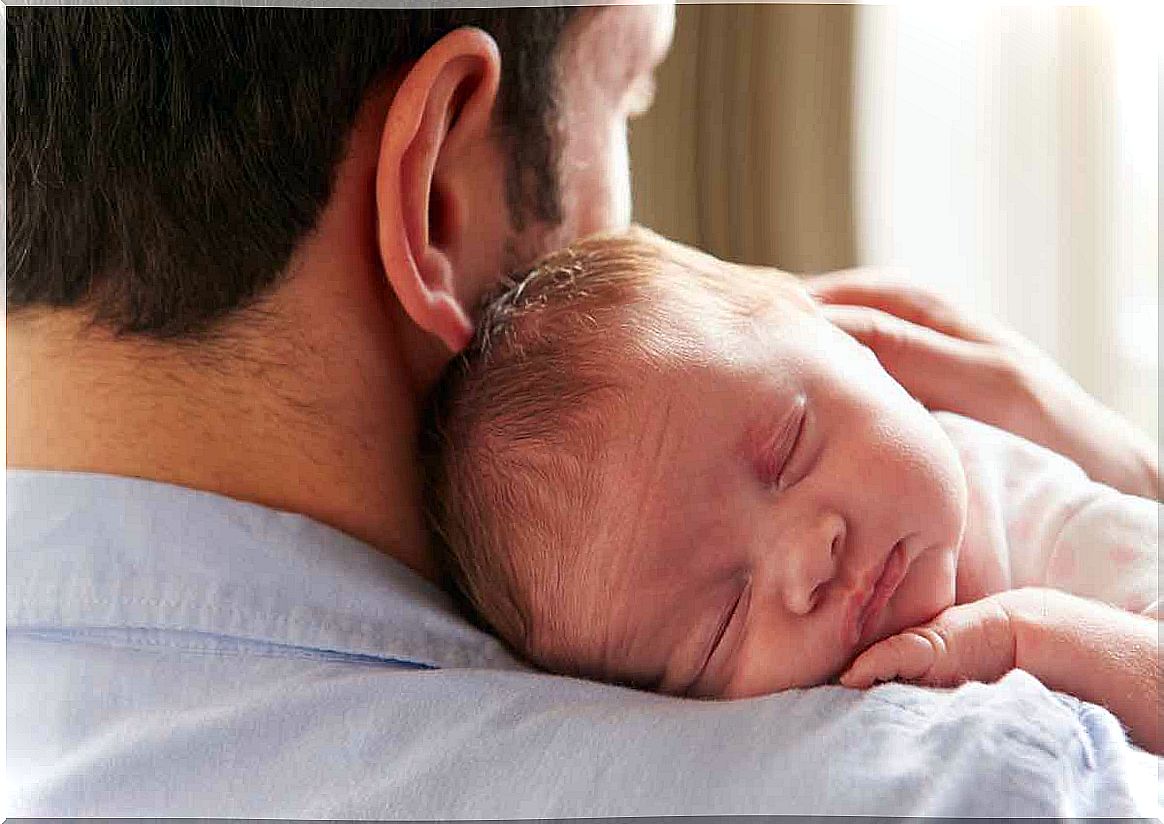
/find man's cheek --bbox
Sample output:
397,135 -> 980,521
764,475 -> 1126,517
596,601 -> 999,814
608,122 -> 632,229
570,123 -> 631,238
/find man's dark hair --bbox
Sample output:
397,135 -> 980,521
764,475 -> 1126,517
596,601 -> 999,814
6,7 -> 579,339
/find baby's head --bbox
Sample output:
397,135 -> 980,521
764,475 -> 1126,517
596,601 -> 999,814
423,228 -> 968,698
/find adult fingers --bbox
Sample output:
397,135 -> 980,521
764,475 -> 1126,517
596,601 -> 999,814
807,269 -> 1003,345
822,304 -> 1027,424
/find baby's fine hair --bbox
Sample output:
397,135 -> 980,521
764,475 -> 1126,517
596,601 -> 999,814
420,228 -> 778,674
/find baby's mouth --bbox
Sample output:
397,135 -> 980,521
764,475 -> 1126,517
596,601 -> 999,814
846,541 -> 910,649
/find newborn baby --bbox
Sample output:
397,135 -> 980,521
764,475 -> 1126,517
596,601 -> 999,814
421,229 -> 1158,739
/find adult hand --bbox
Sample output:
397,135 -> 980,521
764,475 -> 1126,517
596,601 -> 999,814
808,268 -> 1160,501
839,595 -> 1016,689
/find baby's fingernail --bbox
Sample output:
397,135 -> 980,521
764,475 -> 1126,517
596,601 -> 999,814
839,671 -> 863,688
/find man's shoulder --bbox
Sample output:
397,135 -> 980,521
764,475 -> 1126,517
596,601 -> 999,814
8,468 -> 1154,817
7,467 -> 518,669
9,629 -> 1147,817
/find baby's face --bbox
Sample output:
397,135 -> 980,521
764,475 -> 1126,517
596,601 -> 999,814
561,246 -> 968,698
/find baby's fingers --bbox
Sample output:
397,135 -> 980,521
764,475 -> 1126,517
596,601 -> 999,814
841,598 -> 1017,690
839,631 -> 941,689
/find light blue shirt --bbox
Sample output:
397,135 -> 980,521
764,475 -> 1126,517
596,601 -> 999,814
7,469 -> 1159,816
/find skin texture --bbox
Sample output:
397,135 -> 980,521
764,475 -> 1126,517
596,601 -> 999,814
563,241 -> 969,697
10,5 -> 1154,721
6,4 -> 676,583
503,6 -> 671,269
840,587 -> 1161,754
808,269 -> 1161,502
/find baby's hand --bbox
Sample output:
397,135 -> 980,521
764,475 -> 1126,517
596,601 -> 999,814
839,595 -> 1016,689
842,588 -> 1161,752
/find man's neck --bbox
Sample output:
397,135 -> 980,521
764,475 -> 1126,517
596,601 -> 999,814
6,300 -> 442,582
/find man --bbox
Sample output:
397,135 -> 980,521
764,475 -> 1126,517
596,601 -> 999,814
7,6 -> 1154,816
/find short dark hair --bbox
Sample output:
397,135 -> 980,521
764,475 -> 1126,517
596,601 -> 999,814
6,6 -> 579,339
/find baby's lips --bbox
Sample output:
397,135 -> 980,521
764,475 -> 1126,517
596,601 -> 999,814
857,545 -> 911,646
842,541 -> 909,650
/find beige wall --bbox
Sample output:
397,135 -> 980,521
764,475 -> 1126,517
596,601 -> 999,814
629,4 -> 856,273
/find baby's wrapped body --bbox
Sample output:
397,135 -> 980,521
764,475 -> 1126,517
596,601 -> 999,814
942,410 -> 1158,616
421,227 -> 1159,746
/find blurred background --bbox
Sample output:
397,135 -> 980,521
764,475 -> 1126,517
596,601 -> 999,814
629,4 -> 1158,442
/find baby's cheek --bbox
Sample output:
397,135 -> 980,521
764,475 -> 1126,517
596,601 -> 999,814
729,643 -> 846,697
923,428 -> 970,541
889,548 -> 958,634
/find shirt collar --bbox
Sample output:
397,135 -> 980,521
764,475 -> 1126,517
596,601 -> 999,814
6,469 -> 522,670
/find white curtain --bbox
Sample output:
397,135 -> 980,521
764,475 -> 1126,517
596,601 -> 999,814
629,4 -> 1158,443
852,5 -> 1159,441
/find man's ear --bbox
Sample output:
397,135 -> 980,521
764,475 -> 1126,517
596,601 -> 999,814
376,27 -> 502,354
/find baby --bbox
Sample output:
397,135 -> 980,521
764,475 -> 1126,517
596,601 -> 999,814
421,228 -> 1159,745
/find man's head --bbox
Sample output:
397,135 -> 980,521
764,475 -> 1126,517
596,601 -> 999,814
424,228 -> 968,697
6,5 -> 676,579
7,5 -> 673,357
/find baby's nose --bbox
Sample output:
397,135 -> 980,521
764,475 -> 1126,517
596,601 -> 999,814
784,516 -> 843,615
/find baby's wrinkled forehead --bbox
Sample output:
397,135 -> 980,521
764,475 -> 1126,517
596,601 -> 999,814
620,250 -> 816,378
653,241 -> 811,318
